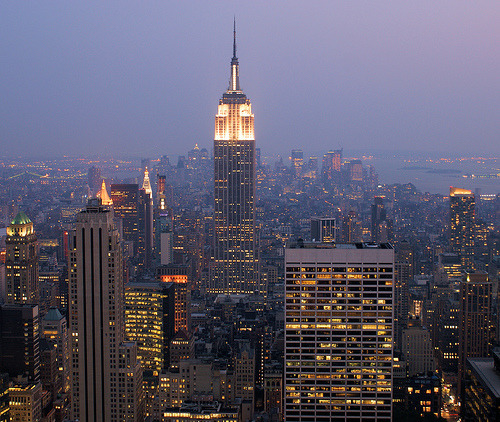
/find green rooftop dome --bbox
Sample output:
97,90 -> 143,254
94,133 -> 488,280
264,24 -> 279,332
11,211 -> 32,225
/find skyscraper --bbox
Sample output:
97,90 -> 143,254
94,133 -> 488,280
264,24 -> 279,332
290,149 -> 304,178
69,199 -> 143,421
125,281 -> 176,373
284,242 -> 394,421
310,217 -> 337,242
212,22 -> 259,294
111,183 -> 152,267
458,272 -> 492,394
0,303 -> 40,383
450,187 -> 475,271
5,211 -> 38,305
371,196 -> 392,243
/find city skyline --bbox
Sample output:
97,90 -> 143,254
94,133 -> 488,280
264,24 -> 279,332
1,2 -> 499,158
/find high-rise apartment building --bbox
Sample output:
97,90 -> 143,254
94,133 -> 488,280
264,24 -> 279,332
458,272 -> 492,394
69,200 -> 143,421
450,187 -> 475,271
5,211 -> 38,305
284,242 -> 394,421
310,217 -> 337,242
212,23 -> 259,294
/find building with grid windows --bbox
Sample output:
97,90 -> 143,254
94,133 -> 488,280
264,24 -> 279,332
284,242 -> 394,421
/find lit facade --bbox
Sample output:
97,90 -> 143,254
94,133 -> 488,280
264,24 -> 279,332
212,24 -> 259,295
5,211 -> 38,305
157,265 -> 191,333
450,187 -> 475,271
284,242 -> 394,421
8,383 -> 42,422
124,281 -> 176,373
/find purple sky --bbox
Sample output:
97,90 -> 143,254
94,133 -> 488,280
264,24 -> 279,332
1,1 -> 499,158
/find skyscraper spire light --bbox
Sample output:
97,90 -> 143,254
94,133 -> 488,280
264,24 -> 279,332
229,17 -> 240,92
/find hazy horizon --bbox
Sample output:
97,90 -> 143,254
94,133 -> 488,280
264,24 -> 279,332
1,1 -> 499,157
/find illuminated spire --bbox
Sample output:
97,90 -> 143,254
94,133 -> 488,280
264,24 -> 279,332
229,17 -> 240,92
142,167 -> 152,198
97,180 -> 113,206
233,16 -> 237,59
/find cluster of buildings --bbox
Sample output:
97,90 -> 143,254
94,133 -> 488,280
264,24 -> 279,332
0,28 -> 499,422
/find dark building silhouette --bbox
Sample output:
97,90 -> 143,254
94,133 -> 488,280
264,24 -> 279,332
0,303 -> 40,382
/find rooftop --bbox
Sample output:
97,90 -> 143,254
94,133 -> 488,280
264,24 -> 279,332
467,357 -> 500,399
288,241 -> 393,250
11,211 -> 32,225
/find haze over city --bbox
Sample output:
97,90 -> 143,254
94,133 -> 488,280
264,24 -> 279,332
1,1 -> 499,158
0,3 -> 500,422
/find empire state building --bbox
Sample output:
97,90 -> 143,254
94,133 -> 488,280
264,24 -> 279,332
211,23 -> 259,294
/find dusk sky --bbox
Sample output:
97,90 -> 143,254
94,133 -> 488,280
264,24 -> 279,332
1,1 -> 499,158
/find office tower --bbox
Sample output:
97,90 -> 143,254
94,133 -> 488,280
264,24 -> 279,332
212,22 -> 259,295
111,183 -> 140,249
463,350 -> 500,422
96,179 -> 113,206
157,265 -> 190,333
233,340 -> 255,406
42,307 -> 70,393
88,165 -> 101,195
5,211 -> 38,305
402,323 -> 435,376
8,383 -> 42,422
305,156 -> 318,179
168,331 -> 194,369
284,242 -> 394,421
450,187 -> 475,271
371,196 -> 393,243
458,273 -> 492,393
310,217 -> 337,242
290,149 -> 304,178
321,149 -> 342,182
154,175 -> 174,266
0,303 -> 40,383
69,200 -> 143,421
125,281 -> 176,373
341,211 -> 362,243
111,183 -> 151,267
141,169 -> 154,267
394,240 -> 413,350
345,159 -> 363,182
40,337 -> 59,398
